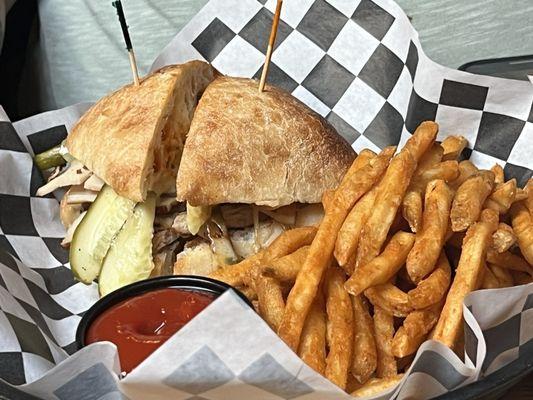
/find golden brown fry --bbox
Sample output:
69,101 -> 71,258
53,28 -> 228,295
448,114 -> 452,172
450,160 -> 479,190
481,264 -> 501,289
451,171 -> 495,232
324,266 -> 354,390
356,124 -> 437,266
484,179 -> 517,214
256,274 -> 285,331
510,202 -> 533,265
373,306 -> 397,378
489,264 -> 514,287
351,295 -> 378,383
322,189 -> 335,212
238,285 -> 258,301
365,283 -> 413,317
408,252 -> 451,309
441,135 -> 468,161
407,180 -> 453,282
263,226 -> 317,262
345,231 -> 415,295
433,209 -> 498,348
351,375 -> 404,397
492,223 -> 517,253
245,226 -> 318,287
402,191 -> 424,233
487,248 -> 533,276
211,226 -> 317,287
298,294 -> 327,375
516,188 -> 529,202
261,246 -> 309,283
334,187 -> 377,273
418,143 -> 444,171
491,164 -> 505,185
403,161 -> 459,232
209,251 -> 264,287
400,144 -> 444,234
524,179 -> 533,213
403,121 -> 439,161
356,151 -> 417,269
392,303 -> 442,358
279,147 -> 395,351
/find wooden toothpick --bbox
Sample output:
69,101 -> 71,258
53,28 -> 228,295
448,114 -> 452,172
112,0 -> 140,86
258,0 -> 283,93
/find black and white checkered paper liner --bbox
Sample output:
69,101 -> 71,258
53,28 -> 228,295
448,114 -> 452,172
1,0 -> 533,398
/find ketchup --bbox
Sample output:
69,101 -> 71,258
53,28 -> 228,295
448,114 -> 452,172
85,288 -> 215,373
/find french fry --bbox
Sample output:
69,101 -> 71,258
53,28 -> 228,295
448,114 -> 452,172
392,303 -> 442,358
365,283 -> 413,317
487,248 -> 533,276
298,293 -> 327,375
401,143 -> 444,234
279,147 -> 395,351
489,264 -> 514,287
484,179 -> 517,214
245,226 -> 318,287
402,191 -> 424,233
481,264 -> 501,289
345,231 -> 415,295
524,178 -> 533,213
403,121 -> 439,161
407,179 -> 453,282
209,251 -> 264,287
516,188 -> 529,202
492,223 -> 517,253
355,124 -> 437,268
510,202 -> 533,265
211,226 -> 316,287
263,226 -> 317,262
490,164 -> 505,185
408,252 -> 451,309
356,151 -> 417,269
373,306 -> 397,378
256,274 -> 285,331
450,160 -> 479,190
334,187 -> 377,273
451,171 -> 495,232
322,189 -> 336,212
441,135 -> 468,161
261,246 -> 309,284
417,143 -> 444,171
402,161 -> 459,232
433,209 -> 498,348
238,285 -> 258,301
324,266 -> 354,389
351,295 -> 378,383
351,375 -> 404,397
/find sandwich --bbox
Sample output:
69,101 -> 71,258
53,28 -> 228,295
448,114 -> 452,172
171,76 -> 355,277
36,68 -> 355,297
36,61 -> 216,295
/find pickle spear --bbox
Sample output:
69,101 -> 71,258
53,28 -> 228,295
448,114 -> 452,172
98,193 -> 157,297
34,144 -> 66,170
70,185 -> 136,283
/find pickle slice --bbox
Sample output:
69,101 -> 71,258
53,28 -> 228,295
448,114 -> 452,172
70,185 -> 136,283
98,193 -> 156,297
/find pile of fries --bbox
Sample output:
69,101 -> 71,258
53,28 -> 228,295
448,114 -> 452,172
209,121 -> 533,397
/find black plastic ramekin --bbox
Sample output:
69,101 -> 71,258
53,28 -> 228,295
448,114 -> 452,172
76,275 -> 252,349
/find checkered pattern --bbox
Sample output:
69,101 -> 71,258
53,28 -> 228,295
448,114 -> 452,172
0,115 -> 99,386
0,0 -> 533,397
152,0 -> 533,185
